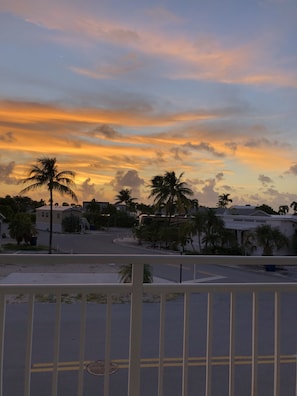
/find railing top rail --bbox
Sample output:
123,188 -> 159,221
0,282 -> 296,295
1,254 -> 297,266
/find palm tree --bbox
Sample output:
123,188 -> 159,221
202,209 -> 226,253
290,201 -> 297,214
189,198 -> 199,214
255,224 -> 289,256
148,171 -> 193,217
217,193 -> 232,208
115,189 -> 137,212
19,158 -> 77,253
119,264 -> 153,283
191,211 -> 207,253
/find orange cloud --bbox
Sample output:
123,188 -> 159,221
0,96 -> 295,206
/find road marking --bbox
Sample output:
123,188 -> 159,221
31,354 -> 297,373
183,275 -> 225,283
161,263 -> 225,282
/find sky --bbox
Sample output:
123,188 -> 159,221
0,0 -> 297,210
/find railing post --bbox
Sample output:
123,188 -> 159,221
24,294 -> 35,396
0,295 -> 6,396
128,262 -> 144,396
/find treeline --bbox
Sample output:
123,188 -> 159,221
0,195 -> 45,222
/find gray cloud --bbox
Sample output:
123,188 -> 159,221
0,131 -> 15,142
245,137 -> 289,149
183,142 -> 225,157
93,124 -> 122,140
189,177 -> 219,207
225,142 -> 237,152
111,169 -> 145,198
216,172 -> 224,181
286,164 -> 297,175
80,178 -> 96,199
170,146 -> 188,160
220,185 -> 233,191
0,161 -> 17,185
258,174 -> 273,186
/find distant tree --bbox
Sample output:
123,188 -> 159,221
255,224 -> 289,256
0,204 -> 14,222
148,171 -> 193,217
256,204 -> 278,215
62,215 -> 80,233
115,189 -> 137,211
217,193 -> 232,208
191,211 -> 207,253
8,213 -> 36,245
278,205 -> 289,215
86,198 -> 100,213
119,264 -> 153,283
202,209 -> 226,253
0,195 -> 44,221
290,201 -> 297,214
189,198 -> 199,213
19,158 -> 77,253
136,203 -> 154,215
84,199 -> 102,229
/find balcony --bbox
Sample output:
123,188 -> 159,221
0,254 -> 297,396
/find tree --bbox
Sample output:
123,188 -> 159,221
290,201 -> 297,214
62,215 -> 80,233
255,224 -> 289,256
189,198 -> 199,214
115,189 -> 137,212
256,204 -> 278,215
202,209 -> 226,253
19,158 -> 77,253
85,198 -> 101,228
148,171 -> 193,217
9,213 -> 36,245
191,211 -> 207,253
278,205 -> 289,215
217,193 -> 232,208
0,195 -> 44,221
119,264 -> 153,283
136,202 -> 154,215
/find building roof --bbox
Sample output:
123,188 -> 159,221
226,205 -> 270,217
36,205 -> 82,212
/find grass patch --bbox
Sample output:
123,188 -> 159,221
1,243 -> 48,252
8,292 -> 180,304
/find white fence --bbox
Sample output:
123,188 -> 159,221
0,254 -> 297,396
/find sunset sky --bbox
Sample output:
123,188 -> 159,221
0,0 -> 297,210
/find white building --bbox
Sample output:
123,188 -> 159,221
36,206 -> 83,233
218,205 -> 297,255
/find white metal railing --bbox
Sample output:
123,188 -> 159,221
0,254 -> 296,396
